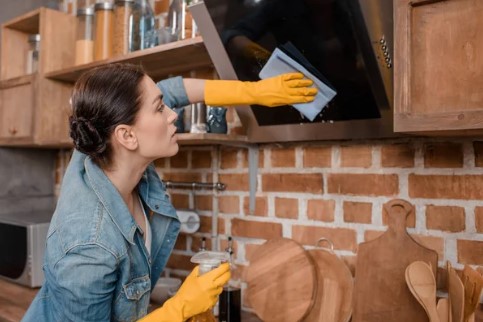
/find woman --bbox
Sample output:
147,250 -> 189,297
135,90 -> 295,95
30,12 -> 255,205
22,63 -> 316,322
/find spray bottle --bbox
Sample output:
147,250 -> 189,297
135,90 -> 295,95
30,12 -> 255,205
219,237 -> 241,322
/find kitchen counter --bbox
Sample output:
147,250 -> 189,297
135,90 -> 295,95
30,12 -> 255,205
0,278 -> 261,322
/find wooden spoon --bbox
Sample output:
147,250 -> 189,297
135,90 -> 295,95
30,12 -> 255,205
406,261 -> 440,322
447,261 -> 465,322
437,298 -> 450,322
462,265 -> 483,322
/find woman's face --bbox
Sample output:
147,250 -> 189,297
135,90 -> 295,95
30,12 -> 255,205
133,76 -> 179,160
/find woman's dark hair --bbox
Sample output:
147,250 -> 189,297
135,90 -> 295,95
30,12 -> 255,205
69,63 -> 146,166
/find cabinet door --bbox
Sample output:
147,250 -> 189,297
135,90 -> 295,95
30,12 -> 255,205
394,0 -> 483,135
0,78 -> 35,142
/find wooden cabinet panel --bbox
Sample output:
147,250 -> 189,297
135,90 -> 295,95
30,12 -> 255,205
0,76 -> 35,142
394,0 -> 483,135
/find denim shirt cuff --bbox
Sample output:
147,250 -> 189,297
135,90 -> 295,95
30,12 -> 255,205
156,76 -> 190,108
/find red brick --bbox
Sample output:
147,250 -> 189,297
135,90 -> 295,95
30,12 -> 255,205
169,150 -> 189,168
243,196 -> 268,216
219,173 -> 249,191
474,142 -> 483,167
292,225 -> 357,252
199,215 -> 224,234
340,145 -> 372,168
174,234 -> 187,250
343,201 -> 372,224
328,174 -> 398,196
192,150 -> 212,168
424,142 -> 463,168
231,219 -> 282,239
426,205 -> 465,232
307,199 -> 335,222
381,143 -> 415,168
166,253 -> 195,271
409,174 -> 483,200
303,145 -> 332,167
411,234 -> 444,259
475,207 -> 483,233
162,172 -> 202,182
274,197 -> 298,219
191,235 -> 213,252
169,193 -> 189,209
195,195 -> 212,211
220,148 -> 239,169
271,147 -> 296,167
191,236 -> 213,253
219,195 -> 240,214
262,173 -> 323,193
457,240 -> 483,265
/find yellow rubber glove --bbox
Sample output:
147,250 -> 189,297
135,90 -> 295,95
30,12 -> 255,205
204,72 -> 317,107
138,263 -> 231,322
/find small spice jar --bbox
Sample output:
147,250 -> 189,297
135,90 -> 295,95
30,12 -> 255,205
94,2 -> 114,61
75,7 -> 94,65
113,0 -> 135,56
26,34 -> 40,74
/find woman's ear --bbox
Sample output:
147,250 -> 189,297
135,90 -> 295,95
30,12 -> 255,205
113,124 -> 138,151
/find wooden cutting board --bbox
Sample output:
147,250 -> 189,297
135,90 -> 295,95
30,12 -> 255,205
304,239 -> 353,322
352,199 -> 438,322
245,238 -> 316,322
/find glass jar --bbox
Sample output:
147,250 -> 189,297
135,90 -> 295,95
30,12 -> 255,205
130,0 -> 156,51
94,2 -> 114,60
75,7 -> 94,65
113,0 -> 135,56
26,34 -> 40,74
76,0 -> 96,9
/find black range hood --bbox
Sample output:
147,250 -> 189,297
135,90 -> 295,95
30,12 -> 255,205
190,0 -> 396,142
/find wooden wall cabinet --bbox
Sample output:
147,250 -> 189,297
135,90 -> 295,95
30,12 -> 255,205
0,8 -> 75,147
394,0 -> 483,135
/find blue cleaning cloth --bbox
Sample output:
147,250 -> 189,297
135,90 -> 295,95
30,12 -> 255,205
259,48 -> 337,121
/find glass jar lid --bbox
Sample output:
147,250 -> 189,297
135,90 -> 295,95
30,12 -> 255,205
28,34 -> 41,43
94,2 -> 114,10
77,7 -> 94,16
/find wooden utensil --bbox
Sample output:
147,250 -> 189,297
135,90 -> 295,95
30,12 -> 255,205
304,238 -> 353,322
462,265 -> 483,322
245,238 -> 316,322
352,199 -> 438,322
437,298 -> 450,322
406,261 -> 440,322
447,261 -> 465,322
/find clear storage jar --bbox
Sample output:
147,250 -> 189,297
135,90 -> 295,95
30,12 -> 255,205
113,0 -> 135,55
94,2 -> 114,60
26,34 -> 40,74
75,7 -> 94,65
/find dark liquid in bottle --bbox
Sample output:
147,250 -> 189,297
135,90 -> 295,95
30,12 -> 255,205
219,286 -> 241,322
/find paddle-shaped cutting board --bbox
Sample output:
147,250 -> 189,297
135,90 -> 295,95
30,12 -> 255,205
352,199 -> 438,322
245,238 -> 316,322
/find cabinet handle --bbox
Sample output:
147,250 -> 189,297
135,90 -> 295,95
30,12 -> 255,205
9,128 -> 17,135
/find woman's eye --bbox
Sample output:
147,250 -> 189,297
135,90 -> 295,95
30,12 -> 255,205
157,104 -> 165,113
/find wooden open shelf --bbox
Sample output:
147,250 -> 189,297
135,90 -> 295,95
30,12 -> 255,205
45,36 -> 213,83
176,133 -> 248,146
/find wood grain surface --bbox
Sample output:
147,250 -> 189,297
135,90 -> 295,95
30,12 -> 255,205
352,199 -> 438,322
245,238 -> 316,322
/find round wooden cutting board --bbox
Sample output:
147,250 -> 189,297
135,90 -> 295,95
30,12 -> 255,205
304,240 -> 353,322
245,238 -> 316,322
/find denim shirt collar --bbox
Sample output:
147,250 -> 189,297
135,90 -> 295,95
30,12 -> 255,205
83,153 -> 178,245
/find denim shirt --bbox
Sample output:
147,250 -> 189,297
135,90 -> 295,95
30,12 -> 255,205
22,77 -> 190,322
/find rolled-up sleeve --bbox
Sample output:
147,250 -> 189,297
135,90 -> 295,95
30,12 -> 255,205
50,244 -> 118,322
156,76 -> 190,108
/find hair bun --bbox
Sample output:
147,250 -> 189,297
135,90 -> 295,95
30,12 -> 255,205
69,116 -> 107,157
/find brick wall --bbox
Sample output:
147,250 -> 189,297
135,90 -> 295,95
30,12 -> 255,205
54,135 -> 483,310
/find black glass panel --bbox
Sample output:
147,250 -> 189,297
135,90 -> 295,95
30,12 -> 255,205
0,224 -> 27,279
205,0 -> 381,125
